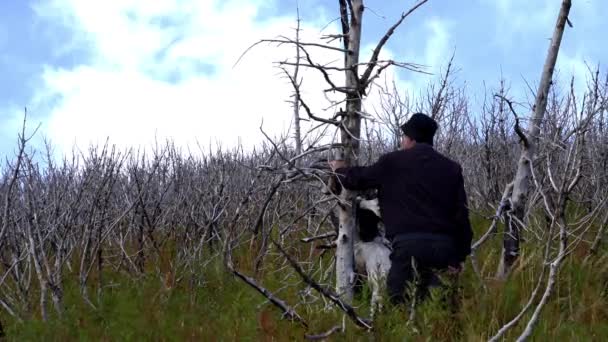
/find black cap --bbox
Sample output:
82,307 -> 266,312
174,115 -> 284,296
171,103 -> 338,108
400,113 -> 438,145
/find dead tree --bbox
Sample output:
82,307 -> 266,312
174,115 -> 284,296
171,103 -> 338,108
239,0 -> 429,305
292,6 -> 303,157
490,68 -> 605,341
496,0 -> 573,278
333,0 -> 429,304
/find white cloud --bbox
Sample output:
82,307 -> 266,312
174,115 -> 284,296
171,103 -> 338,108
25,0 -> 456,156
556,52 -> 597,99
422,17 -> 452,74
28,0 -> 349,155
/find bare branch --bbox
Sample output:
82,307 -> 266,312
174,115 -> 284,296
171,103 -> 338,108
272,239 -> 372,330
359,0 -> 430,86
305,325 -> 343,340
226,255 -> 308,327
494,94 -> 530,148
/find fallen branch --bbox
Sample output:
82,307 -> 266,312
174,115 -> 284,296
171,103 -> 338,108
305,325 -> 343,340
272,239 -> 372,330
226,257 -> 308,327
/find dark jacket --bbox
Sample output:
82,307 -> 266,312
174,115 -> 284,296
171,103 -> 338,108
335,143 -> 473,262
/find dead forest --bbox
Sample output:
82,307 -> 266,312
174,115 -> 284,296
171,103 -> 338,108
1,0 -> 607,340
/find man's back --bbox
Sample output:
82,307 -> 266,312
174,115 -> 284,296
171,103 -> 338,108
336,143 -> 472,261
378,143 -> 462,239
333,112 -> 472,304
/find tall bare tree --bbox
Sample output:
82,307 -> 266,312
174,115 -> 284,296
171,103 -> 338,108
497,0 -> 572,278
244,0 -> 429,304
333,0 -> 429,303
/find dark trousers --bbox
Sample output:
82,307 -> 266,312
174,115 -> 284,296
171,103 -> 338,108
387,233 -> 459,305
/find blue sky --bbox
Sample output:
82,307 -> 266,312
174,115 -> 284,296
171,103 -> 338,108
1,0 -> 606,158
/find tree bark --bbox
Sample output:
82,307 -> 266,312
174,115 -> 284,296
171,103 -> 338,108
292,7 -> 303,156
335,0 -> 364,303
498,0 -> 572,278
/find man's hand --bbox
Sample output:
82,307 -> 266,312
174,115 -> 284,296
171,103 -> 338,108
328,159 -> 346,171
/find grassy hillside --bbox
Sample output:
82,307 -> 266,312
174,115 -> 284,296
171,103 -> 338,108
2,218 -> 606,341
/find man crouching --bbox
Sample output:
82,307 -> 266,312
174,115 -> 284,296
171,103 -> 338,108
329,113 -> 473,305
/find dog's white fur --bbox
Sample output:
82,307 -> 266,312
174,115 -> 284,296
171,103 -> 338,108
354,236 -> 391,317
353,198 -> 392,317
358,198 -> 381,218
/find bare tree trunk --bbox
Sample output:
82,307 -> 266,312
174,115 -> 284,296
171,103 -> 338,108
333,0 -> 428,303
243,0 -> 427,309
498,0 -> 572,278
97,224 -> 104,298
137,210 -> 145,273
335,0 -> 364,303
27,224 -> 48,321
292,5 -> 303,156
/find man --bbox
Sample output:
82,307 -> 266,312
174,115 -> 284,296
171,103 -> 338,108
329,113 -> 473,304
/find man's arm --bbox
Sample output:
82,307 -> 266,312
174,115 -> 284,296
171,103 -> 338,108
330,155 -> 388,191
454,166 -> 473,263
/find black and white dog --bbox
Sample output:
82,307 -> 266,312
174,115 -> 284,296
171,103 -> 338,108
326,177 -> 392,317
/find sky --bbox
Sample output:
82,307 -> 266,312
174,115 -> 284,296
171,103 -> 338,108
1,0 -> 606,159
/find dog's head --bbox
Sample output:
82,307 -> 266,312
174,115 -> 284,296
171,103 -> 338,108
324,171 -> 383,243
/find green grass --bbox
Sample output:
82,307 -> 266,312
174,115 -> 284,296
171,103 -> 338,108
1,219 -> 607,341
